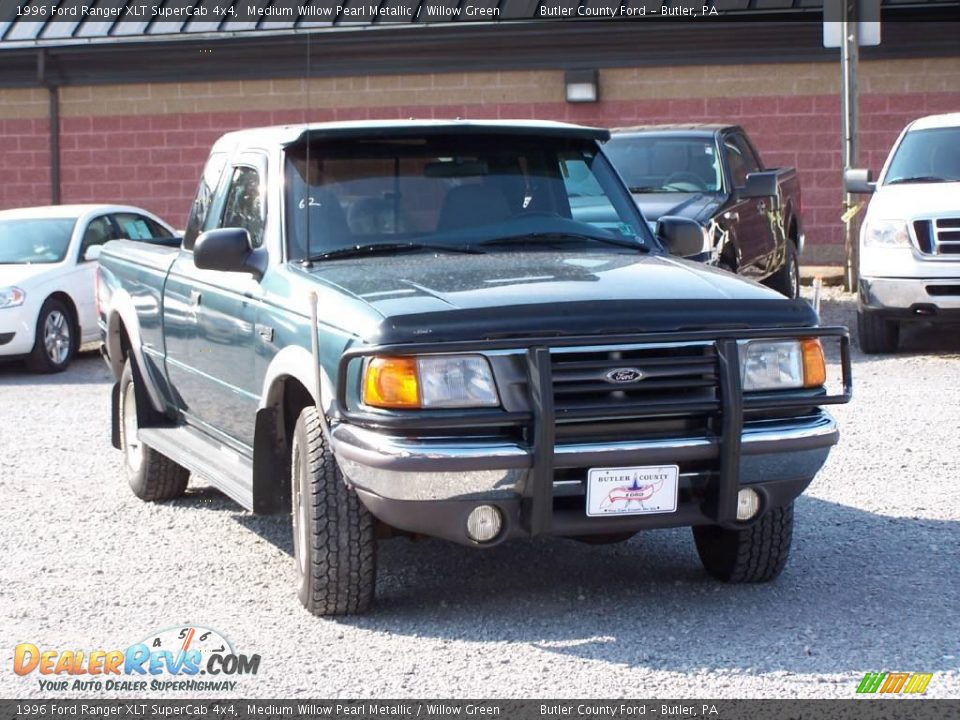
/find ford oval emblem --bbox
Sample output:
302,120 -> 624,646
605,367 -> 644,384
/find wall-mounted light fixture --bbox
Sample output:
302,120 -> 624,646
565,69 -> 599,103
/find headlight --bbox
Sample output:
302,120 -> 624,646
362,354 -> 500,409
863,219 -> 910,247
740,339 -> 825,392
0,287 -> 26,309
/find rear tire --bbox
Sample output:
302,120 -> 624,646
291,406 -> 376,616
27,298 -> 76,373
858,310 -> 899,354
763,241 -> 800,299
693,502 -> 794,583
119,359 -> 189,501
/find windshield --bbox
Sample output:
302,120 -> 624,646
884,127 -> 960,185
0,218 -> 77,264
604,135 -> 722,193
284,134 -> 653,261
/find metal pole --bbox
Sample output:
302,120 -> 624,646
841,1 -> 860,292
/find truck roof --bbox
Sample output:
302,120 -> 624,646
908,112 -> 960,131
212,119 -> 610,153
610,124 -> 737,138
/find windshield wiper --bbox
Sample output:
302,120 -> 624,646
478,232 -> 648,252
311,242 -> 483,261
886,175 -> 955,185
628,186 -> 664,193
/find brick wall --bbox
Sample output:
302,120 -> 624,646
2,58 -> 958,264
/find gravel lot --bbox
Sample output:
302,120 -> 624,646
1,287 -> 958,699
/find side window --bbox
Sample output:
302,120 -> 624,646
79,216 -> 116,259
183,152 -> 228,250
731,133 -> 762,174
725,140 -> 749,188
221,166 -> 266,249
112,213 -> 173,240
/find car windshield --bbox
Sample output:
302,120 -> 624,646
884,127 -> 960,185
0,218 -> 77,264
284,134 -> 653,261
604,135 -> 722,193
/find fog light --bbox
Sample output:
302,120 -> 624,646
466,505 -> 502,543
736,488 -> 761,521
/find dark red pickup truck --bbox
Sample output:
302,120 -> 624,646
606,124 -> 804,298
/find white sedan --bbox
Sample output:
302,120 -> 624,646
0,204 -> 177,372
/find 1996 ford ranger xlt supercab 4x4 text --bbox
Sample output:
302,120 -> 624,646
98,120 -> 851,616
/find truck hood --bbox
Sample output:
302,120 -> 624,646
307,250 -> 817,344
868,182 -> 960,219
631,192 -> 722,224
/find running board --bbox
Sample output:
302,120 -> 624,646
138,426 -> 253,510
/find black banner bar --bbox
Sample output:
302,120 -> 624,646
2,700 -> 959,720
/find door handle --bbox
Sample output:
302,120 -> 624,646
190,290 -> 202,307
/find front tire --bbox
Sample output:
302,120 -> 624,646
27,298 -> 76,373
291,406 -> 376,616
693,502 -> 794,583
858,309 -> 899,354
119,359 -> 189,501
763,241 -> 800,299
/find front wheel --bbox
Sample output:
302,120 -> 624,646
692,502 -> 794,583
858,310 -> 899,354
291,406 -> 376,616
763,241 -> 800,299
119,359 -> 189,501
27,298 -> 76,373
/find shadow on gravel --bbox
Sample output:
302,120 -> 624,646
301,495 -> 959,677
0,351 -> 111,385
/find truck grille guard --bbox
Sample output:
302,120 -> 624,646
334,326 -> 852,531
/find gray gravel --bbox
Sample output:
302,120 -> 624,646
1,287 -> 958,699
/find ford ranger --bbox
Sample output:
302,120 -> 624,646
97,120 -> 850,616
606,125 -> 804,298
845,112 -> 960,353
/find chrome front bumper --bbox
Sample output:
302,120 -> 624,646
861,276 -> 960,312
332,411 -> 838,502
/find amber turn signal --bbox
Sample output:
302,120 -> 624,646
801,338 -> 826,388
362,356 -> 420,408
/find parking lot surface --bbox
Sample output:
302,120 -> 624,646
1,288 -> 958,699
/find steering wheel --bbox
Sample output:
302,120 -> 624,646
662,172 -> 706,189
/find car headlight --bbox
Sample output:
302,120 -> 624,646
362,354 -> 500,409
0,287 -> 26,309
740,339 -> 826,392
863,219 -> 910,247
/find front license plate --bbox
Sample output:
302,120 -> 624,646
585,465 -> 679,517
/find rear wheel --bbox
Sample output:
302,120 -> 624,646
119,359 -> 189,501
27,298 -> 76,373
858,309 -> 899,354
291,406 -> 376,616
693,503 -> 794,583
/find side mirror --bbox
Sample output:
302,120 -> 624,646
657,216 -> 708,258
740,171 -> 779,199
844,167 -> 875,194
83,245 -> 103,263
194,228 -> 267,280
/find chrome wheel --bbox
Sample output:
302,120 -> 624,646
122,381 -> 144,473
43,310 -> 71,366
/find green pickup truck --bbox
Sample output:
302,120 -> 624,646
97,120 -> 850,616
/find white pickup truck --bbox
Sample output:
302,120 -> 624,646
845,112 -> 960,353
